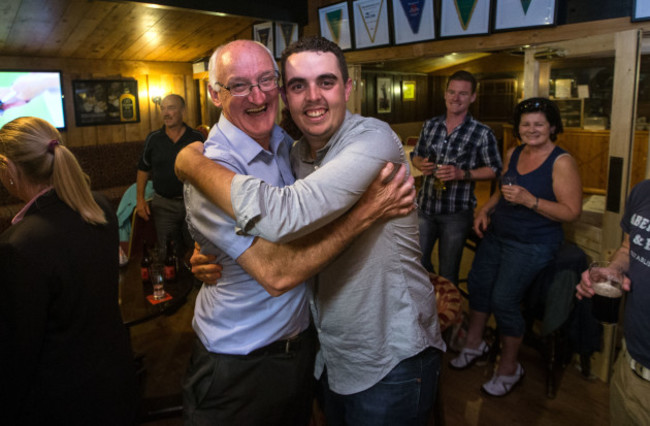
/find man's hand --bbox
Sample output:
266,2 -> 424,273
135,198 -> 150,221
435,164 -> 462,182
190,243 -> 222,285
576,267 -> 632,300
175,141 -> 205,182
353,162 -> 415,224
411,156 -> 436,176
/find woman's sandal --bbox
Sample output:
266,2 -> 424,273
481,363 -> 525,397
449,340 -> 489,370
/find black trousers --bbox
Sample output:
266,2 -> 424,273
183,327 -> 317,426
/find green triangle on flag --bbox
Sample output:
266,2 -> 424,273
454,0 -> 478,31
521,0 -> 532,14
326,9 -> 343,43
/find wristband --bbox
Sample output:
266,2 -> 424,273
464,169 -> 471,180
532,197 -> 539,210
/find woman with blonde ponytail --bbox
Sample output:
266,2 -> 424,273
0,117 -> 137,424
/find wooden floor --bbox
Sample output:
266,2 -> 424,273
130,181 -> 611,425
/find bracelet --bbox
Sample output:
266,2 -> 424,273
532,197 -> 539,210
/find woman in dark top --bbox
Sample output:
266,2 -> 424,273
0,117 -> 137,424
449,98 -> 583,396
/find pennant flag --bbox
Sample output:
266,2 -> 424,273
326,9 -> 343,43
257,28 -> 270,46
520,0 -> 532,14
280,23 -> 296,47
454,0 -> 478,30
399,0 -> 425,34
357,0 -> 385,43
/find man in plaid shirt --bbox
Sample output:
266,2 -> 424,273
411,70 -> 502,285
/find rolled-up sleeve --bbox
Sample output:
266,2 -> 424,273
184,151 -> 254,259
231,127 -> 404,243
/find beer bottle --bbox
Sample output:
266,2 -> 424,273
164,239 -> 177,282
141,241 -> 151,284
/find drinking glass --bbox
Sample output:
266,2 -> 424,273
589,261 -> 624,323
150,263 -> 166,300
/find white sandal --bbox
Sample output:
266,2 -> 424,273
449,340 -> 489,370
481,363 -> 525,397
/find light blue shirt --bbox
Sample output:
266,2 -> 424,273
230,112 -> 446,394
184,115 -> 310,355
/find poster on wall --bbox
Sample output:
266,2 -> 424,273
275,22 -> 299,58
494,0 -> 556,31
319,2 -> 353,50
253,21 -> 275,55
392,0 -> 435,45
377,76 -> 392,113
353,0 -> 391,49
633,0 -> 650,21
440,0 -> 491,38
72,80 -> 139,127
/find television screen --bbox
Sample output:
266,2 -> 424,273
0,71 -> 66,130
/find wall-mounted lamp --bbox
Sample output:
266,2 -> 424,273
152,95 -> 162,107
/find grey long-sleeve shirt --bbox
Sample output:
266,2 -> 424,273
230,112 -> 445,395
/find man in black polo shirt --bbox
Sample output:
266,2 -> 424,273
136,94 -> 204,256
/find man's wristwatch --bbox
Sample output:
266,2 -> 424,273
464,169 -> 472,180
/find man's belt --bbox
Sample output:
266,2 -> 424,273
625,347 -> 650,382
246,328 -> 308,357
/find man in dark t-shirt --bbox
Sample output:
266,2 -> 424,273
136,94 -> 204,255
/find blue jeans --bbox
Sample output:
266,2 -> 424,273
418,209 -> 473,285
467,232 -> 559,337
320,347 -> 441,426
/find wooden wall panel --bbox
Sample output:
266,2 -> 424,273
361,71 -> 430,127
0,55 -> 197,147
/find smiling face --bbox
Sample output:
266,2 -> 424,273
518,112 -> 555,147
444,79 -> 476,117
283,50 -> 352,151
210,41 -> 279,148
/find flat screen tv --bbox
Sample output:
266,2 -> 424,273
0,70 -> 66,130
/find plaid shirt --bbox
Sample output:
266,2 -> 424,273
413,114 -> 502,215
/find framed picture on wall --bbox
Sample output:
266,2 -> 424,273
493,0 -> 556,31
275,22 -> 299,58
402,80 -> 416,101
391,0 -> 435,45
440,0 -> 491,38
633,0 -> 650,21
319,2 -> 353,50
253,21 -> 275,55
353,0 -> 391,49
377,76 -> 392,113
72,80 -> 139,127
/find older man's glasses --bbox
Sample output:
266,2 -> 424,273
216,72 -> 280,97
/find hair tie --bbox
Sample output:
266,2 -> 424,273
48,139 -> 60,153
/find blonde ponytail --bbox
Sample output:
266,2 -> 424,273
0,117 -> 107,225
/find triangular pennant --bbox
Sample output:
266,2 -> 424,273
357,0 -> 385,43
454,0 -> 478,31
280,23 -> 295,47
257,28 -> 270,46
326,9 -> 343,43
399,0 -> 425,34
521,0 -> 532,14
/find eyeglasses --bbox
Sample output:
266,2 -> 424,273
216,71 -> 280,97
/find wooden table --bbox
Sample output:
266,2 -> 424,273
118,257 -> 194,328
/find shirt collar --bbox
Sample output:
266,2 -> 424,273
215,115 -> 286,164
11,186 -> 54,225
